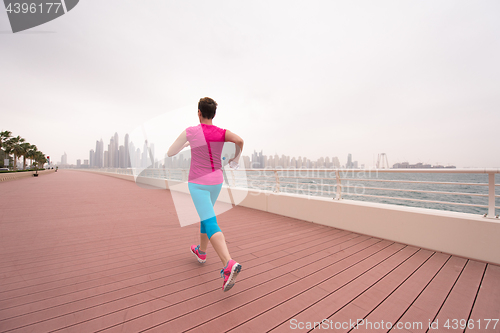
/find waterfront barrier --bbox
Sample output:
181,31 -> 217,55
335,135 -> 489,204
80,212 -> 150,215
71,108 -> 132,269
0,169 -> 54,182
78,168 -> 500,265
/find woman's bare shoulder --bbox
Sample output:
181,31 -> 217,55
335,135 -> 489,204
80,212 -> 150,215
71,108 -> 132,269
225,129 -> 243,143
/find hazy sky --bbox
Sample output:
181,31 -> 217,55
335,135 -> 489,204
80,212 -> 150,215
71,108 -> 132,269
1,0 -> 499,167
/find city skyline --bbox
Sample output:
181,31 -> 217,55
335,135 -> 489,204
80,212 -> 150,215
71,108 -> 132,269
51,131 -> 461,170
57,131 -> 355,169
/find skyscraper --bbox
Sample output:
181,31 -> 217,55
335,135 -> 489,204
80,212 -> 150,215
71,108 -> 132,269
251,150 -> 261,168
95,139 -> 104,168
150,143 -> 155,167
124,133 -> 130,168
332,157 -> 340,168
119,145 -> 125,168
108,137 -> 115,168
114,132 -> 119,168
318,156 -> 325,168
142,140 -> 149,168
325,156 -> 331,168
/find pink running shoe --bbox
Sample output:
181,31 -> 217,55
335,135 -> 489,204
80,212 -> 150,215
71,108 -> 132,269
190,245 -> 206,263
221,259 -> 242,292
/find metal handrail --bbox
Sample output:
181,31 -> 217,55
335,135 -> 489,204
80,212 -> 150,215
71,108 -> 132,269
94,167 -> 499,218
275,180 -> 494,209
341,177 -> 492,187
236,168 -> 498,217
344,185 -> 492,197
276,185 -> 500,210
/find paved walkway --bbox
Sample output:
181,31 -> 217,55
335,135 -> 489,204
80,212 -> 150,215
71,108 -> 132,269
0,170 -> 499,332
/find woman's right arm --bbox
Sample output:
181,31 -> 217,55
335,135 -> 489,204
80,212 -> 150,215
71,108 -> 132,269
225,130 -> 244,163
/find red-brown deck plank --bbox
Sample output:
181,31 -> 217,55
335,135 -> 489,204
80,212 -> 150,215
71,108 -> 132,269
0,216 -> 314,299
0,221 -> 330,312
0,170 -> 499,333
117,238 -> 391,333
428,260 -> 486,333
393,256 -> 467,333
1,221 -> 359,330
48,233 -> 368,332
358,252 -> 450,333
466,264 -> 500,333
235,245 -> 421,333
325,249 -> 435,333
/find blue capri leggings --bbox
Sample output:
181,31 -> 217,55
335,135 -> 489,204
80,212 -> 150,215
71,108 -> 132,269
188,182 -> 223,239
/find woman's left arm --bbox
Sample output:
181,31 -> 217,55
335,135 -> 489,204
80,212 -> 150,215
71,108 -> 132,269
167,130 -> 189,157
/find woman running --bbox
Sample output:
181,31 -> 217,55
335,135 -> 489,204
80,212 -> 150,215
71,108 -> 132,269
167,97 -> 244,292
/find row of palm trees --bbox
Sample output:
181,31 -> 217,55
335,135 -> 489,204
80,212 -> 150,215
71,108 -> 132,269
0,130 -> 47,171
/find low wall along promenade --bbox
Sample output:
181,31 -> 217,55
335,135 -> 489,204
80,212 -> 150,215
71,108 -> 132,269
81,169 -> 500,265
0,169 -> 54,182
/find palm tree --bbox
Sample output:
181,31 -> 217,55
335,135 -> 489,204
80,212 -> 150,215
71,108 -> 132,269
26,145 -> 38,169
0,131 -> 12,151
33,151 -> 47,170
0,131 -> 12,168
8,136 -> 26,171
20,142 -> 31,170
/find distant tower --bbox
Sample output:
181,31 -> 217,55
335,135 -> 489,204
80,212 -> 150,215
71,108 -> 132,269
114,132 -> 119,168
95,139 -> 104,168
332,157 -> 340,168
124,133 -> 130,168
119,145 -> 125,168
347,154 -> 353,169
376,153 -> 390,169
108,137 -> 115,168
149,143 -> 155,166
61,152 -> 67,165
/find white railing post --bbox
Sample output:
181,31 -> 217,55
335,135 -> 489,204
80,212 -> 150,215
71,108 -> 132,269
274,170 -> 280,193
231,170 -> 236,187
335,169 -> 342,200
486,173 -> 497,218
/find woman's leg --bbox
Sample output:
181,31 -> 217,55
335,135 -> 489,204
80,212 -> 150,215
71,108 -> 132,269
189,183 -> 241,291
189,183 -> 233,265
204,183 -> 232,265
209,232 -> 231,266
199,233 -> 209,252
189,183 -> 227,261
189,183 -> 212,254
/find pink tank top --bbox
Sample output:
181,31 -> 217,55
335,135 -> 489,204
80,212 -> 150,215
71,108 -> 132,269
186,124 -> 226,185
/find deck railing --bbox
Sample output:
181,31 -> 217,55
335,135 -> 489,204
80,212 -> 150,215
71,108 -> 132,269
93,167 -> 500,218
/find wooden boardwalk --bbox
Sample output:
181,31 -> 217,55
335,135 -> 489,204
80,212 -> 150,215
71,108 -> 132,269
0,170 -> 499,333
